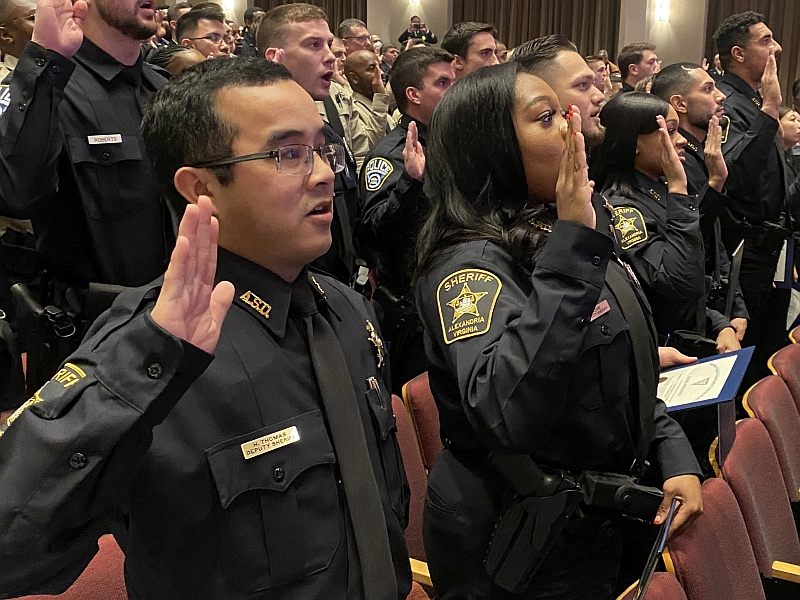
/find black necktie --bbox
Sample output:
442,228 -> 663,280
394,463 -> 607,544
290,279 -> 397,600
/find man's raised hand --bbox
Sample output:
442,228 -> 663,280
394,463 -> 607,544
151,197 -> 235,355
31,0 -> 88,59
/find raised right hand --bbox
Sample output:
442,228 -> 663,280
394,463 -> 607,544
555,105 -> 596,229
151,197 -> 235,355
657,115 -> 688,195
761,48 -> 782,119
403,121 -> 425,181
31,0 -> 88,59
704,115 -> 728,192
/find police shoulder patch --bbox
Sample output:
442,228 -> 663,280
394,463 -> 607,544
437,269 -> 502,345
612,206 -> 648,250
364,157 -> 394,191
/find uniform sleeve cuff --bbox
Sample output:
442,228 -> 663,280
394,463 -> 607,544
666,193 -> 700,221
534,220 -> 614,285
657,437 -> 703,480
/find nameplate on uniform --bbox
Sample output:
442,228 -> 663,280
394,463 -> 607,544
239,290 -> 271,319
364,157 -> 393,191
591,299 -> 611,322
241,426 -> 300,459
87,134 -> 122,145
437,268 -> 502,345
612,207 -> 647,250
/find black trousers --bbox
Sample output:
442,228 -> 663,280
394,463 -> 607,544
423,450 -> 623,600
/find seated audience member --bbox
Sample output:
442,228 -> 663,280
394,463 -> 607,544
226,19 -> 243,55
585,53 -> 611,94
344,49 -> 397,167
617,42 -> 660,93
176,4 -> 231,59
338,18 -> 372,56
414,61 -> 701,599
0,57 -> 411,600
358,46 -> 455,393
330,36 -> 348,87
599,48 -> 619,73
512,35 -> 606,150
650,63 -> 749,342
398,15 -> 437,46
148,43 -> 206,77
258,3 -> 363,285
710,53 -> 724,80
166,1 -> 191,44
591,93 -> 718,349
240,6 -> 264,57
441,21 -> 499,79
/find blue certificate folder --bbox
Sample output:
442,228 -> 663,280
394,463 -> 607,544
659,346 -> 754,412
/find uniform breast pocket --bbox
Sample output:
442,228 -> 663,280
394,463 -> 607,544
365,380 -> 410,527
205,409 -> 341,592
67,135 -> 145,220
574,299 -> 632,411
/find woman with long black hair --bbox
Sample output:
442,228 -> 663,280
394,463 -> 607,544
590,92 -> 738,353
414,62 -> 702,599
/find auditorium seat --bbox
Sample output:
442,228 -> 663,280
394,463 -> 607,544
663,478 -> 766,600
717,418 -> 800,591
768,344 -> 800,417
742,377 -> 800,503
407,581 -> 432,600
615,572 -> 688,600
401,372 -> 443,472
392,394 -> 435,595
13,534 -> 126,600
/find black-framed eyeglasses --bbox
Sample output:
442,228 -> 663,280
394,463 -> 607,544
343,35 -> 370,43
190,143 -> 346,176
188,32 -> 232,45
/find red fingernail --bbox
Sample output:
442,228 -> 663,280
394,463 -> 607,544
654,516 -> 662,525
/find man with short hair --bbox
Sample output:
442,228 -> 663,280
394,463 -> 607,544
495,40 -> 509,63
338,17 -> 371,56
166,1 -> 191,44
359,46 -> 455,392
512,35 -> 606,149
441,21 -> 498,79
176,5 -> 231,59
240,6 -> 263,57
712,11 -> 788,382
0,57 -> 411,600
344,50 -> 396,168
585,54 -> 607,91
379,42 -> 398,80
617,42 -> 659,93
0,0 -> 34,83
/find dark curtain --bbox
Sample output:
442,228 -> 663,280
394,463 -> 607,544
453,0 -> 621,58
254,0 -> 367,32
705,0 -> 800,101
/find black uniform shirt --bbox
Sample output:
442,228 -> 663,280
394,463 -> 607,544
0,248 -> 411,600
681,128 -> 749,323
0,40 -> 171,287
415,197 -> 700,478
717,72 -> 786,225
607,173 -> 707,339
359,115 -> 426,297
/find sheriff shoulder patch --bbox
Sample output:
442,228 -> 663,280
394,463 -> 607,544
437,269 -> 502,345
364,157 -> 393,191
613,206 -> 648,250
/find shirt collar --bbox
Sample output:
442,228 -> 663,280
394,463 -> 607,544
216,248 -> 294,338
3,55 -> 18,71
679,127 -> 704,157
399,114 -> 428,143
73,38 -> 163,88
720,71 -> 762,105
352,90 -> 373,108
635,170 -> 668,202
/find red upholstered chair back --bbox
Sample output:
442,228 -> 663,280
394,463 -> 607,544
743,376 -> 800,502
14,534 -> 126,599
402,373 -> 443,472
721,418 -> 800,577
407,581 -> 431,600
392,394 -> 428,563
616,572 -> 688,600
664,478 -> 765,600
769,344 -> 800,418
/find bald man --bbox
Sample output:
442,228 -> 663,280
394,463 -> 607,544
0,0 -> 35,83
338,49 -> 395,169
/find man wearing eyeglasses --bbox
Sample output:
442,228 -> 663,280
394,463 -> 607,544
0,57 -> 411,600
338,18 -> 372,57
176,4 -> 231,59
